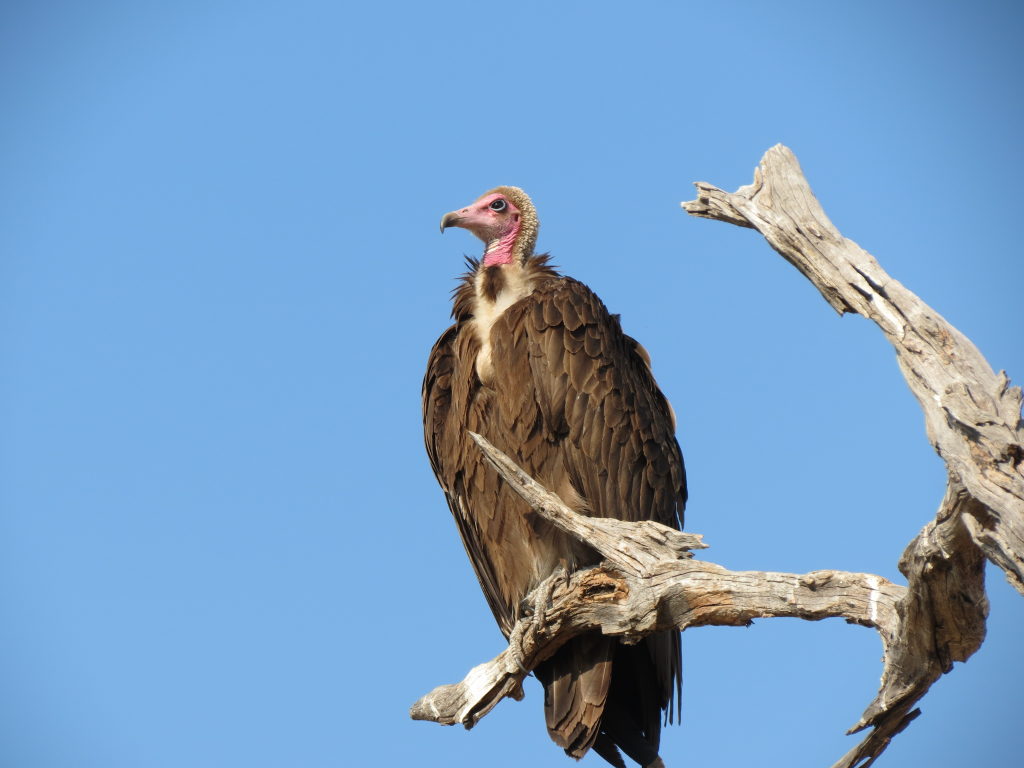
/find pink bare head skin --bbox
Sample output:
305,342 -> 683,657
440,187 -> 537,267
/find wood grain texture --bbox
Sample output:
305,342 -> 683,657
682,145 -> 1018,767
411,438 -> 903,736
683,145 -> 1023,595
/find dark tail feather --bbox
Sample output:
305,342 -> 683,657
596,635 -> 679,767
535,633 -> 615,758
593,734 -> 628,768
646,630 -> 682,726
537,632 -> 680,767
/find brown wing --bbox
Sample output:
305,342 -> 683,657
423,323 -> 519,634
506,277 -> 687,532
497,277 -> 686,754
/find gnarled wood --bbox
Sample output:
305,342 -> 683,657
683,145 -> 1024,595
681,145 -> 1017,766
411,440 -> 904,730
413,441 -> 907,734
411,555 -> 905,730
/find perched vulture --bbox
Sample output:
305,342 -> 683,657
423,187 -> 687,768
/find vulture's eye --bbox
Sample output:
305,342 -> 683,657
489,199 -> 507,212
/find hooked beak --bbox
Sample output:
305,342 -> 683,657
439,211 -> 463,233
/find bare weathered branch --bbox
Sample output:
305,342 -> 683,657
412,552 -> 905,729
468,431 -> 707,574
681,145 -> 1018,766
413,514 -> 903,734
682,145 -> 1024,593
412,435 -> 990,767
412,443 -> 901,738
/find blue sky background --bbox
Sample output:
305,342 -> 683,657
2,2 -> 1021,766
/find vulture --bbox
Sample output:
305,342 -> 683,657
423,187 -> 687,768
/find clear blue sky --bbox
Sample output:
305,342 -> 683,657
2,2 -> 1021,766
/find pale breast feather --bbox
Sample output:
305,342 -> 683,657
470,261 -> 537,384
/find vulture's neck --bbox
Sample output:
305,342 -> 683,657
482,230 -> 518,267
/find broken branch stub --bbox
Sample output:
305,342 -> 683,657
468,431 -> 706,575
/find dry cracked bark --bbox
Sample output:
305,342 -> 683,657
412,147 -> 1023,767
411,434 -> 906,739
683,145 -> 1024,597
679,145 -> 1022,765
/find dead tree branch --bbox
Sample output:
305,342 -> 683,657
682,145 -> 1022,766
683,145 -> 1024,595
412,437 -> 905,734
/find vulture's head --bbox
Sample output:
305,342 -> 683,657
440,186 -> 539,267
